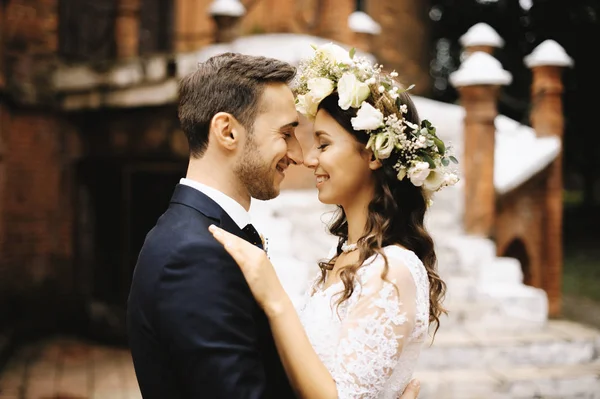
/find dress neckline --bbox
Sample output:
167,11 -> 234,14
317,245 -> 416,294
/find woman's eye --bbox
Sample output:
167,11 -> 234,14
317,143 -> 328,150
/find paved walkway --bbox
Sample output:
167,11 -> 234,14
0,336 -> 141,399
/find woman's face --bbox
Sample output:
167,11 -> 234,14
304,109 -> 376,206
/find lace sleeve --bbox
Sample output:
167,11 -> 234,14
332,257 -> 417,399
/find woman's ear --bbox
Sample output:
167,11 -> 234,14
369,155 -> 383,171
211,112 -> 241,150
362,148 -> 383,171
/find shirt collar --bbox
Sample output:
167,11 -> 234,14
179,178 -> 251,229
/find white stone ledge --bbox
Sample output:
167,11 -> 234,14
60,79 -> 178,111
52,56 -> 170,93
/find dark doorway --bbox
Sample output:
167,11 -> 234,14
503,238 -> 531,286
76,159 -> 186,309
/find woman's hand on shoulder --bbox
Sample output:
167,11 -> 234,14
208,225 -> 291,317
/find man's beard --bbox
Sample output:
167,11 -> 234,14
235,137 -> 280,201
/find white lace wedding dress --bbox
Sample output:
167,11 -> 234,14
297,245 -> 430,399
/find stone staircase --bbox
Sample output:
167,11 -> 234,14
249,189 -> 600,399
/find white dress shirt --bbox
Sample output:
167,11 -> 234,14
179,178 -> 251,229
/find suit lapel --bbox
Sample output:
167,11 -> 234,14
169,184 -> 247,240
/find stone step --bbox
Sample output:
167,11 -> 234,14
413,361 -> 600,399
479,256 -> 524,284
418,320 -> 600,370
434,235 -> 498,278
442,285 -> 548,330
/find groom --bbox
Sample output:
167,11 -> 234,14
126,52 -> 421,398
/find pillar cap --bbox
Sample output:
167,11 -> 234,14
524,40 -> 574,68
208,0 -> 246,17
459,23 -> 504,48
449,51 -> 512,87
348,11 -> 381,35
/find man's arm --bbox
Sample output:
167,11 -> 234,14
156,240 -> 268,398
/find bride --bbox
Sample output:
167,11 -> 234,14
209,43 -> 459,398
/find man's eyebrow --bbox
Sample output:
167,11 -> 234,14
280,121 -> 299,129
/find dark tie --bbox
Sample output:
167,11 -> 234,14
242,224 -> 264,250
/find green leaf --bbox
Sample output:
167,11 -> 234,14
433,136 -> 445,156
349,47 -> 356,59
442,158 -> 450,167
310,44 -> 318,50
420,152 -> 436,169
397,84 -> 415,94
449,155 -> 459,164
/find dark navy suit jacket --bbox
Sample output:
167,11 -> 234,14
127,184 -> 296,398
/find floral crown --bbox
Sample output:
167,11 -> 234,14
293,43 -> 459,194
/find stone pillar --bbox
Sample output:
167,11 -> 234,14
348,11 -> 381,54
115,0 -> 141,59
459,22 -> 504,57
209,0 -> 246,44
449,52 -> 512,237
524,40 -> 573,316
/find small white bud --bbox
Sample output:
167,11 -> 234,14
378,86 -> 385,93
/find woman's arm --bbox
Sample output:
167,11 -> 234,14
208,225 -> 420,399
209,225 -> 338,399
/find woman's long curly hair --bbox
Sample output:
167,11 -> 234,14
316,88 -> 447,337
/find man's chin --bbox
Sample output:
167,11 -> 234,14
251,185 -> 280,201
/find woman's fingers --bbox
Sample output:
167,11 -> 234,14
208,225 -> 258,266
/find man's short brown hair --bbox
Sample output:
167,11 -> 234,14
178,52 -> 297,157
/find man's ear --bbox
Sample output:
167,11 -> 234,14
210,112 -> 241,150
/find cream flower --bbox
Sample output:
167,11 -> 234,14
295,93 -> 319,118
337,73 -> 370,110
423,169 -> 445,191
295,95 -> 308,116
367,131 -> 395,160
351,102 -> 384,131
315,43 -> 352,65
442,173 -> 459,187
397,166 -> 407,181
408,162 -> 431,187
307,77 -> 334,102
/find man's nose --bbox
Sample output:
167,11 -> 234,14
303,146 -> 317,169
287,135 -> 304,166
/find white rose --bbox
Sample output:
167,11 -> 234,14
408,161 -> 431,187
307,78 -> 334,102
337,73 -> 370,110
351,102 -> 384,131
423,169 -> 445,191
316,43 -> 352,65
295,93 -> 319,118
372,132 -> 396,160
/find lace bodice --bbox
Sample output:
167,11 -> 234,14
297,246 -> 430,399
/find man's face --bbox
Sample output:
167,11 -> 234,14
234,83 -> 303,200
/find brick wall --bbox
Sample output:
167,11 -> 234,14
495,170 -> 561,314
0,110 -> 80,321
